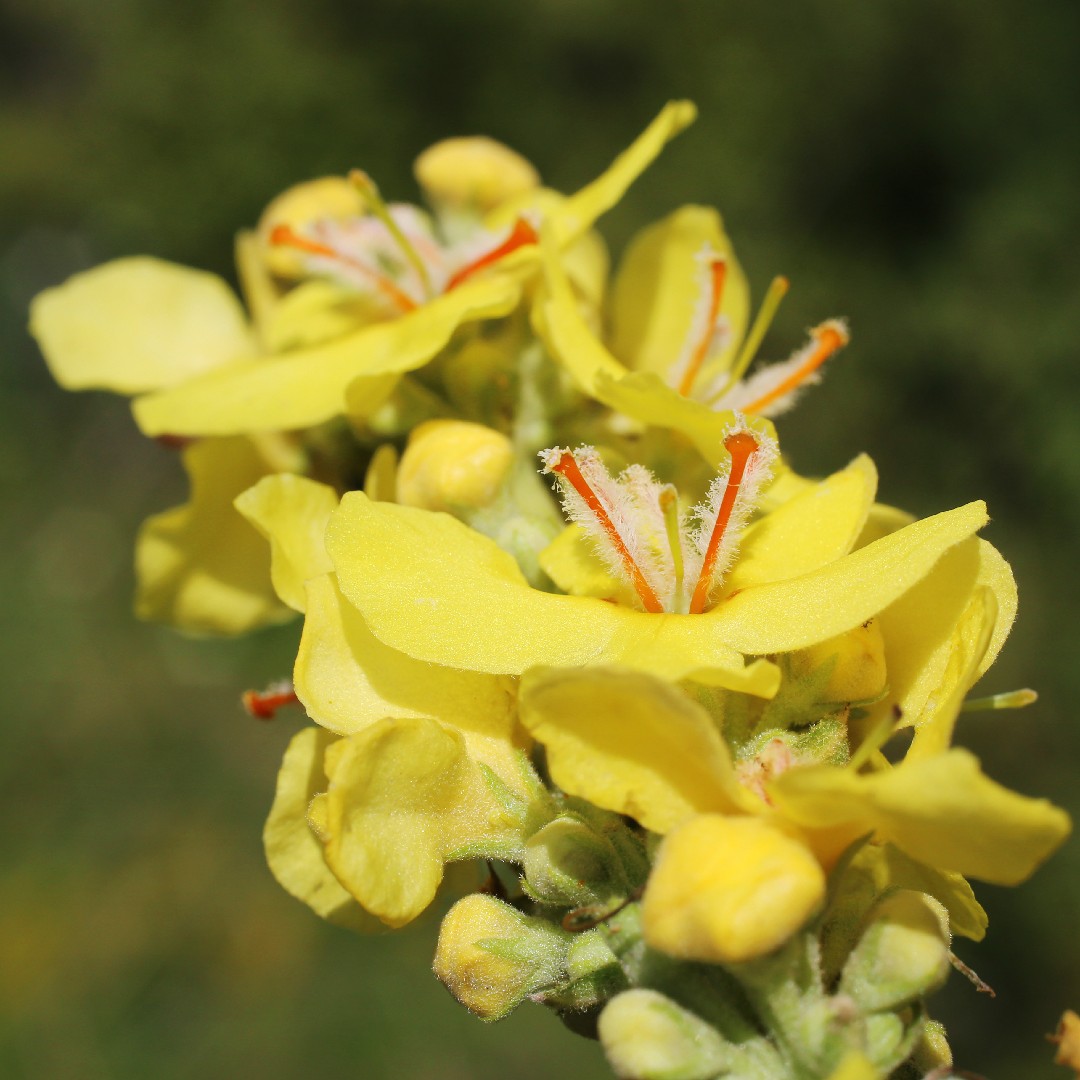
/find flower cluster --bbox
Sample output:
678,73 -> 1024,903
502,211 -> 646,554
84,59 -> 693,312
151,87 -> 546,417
32,102 -> 1070,1079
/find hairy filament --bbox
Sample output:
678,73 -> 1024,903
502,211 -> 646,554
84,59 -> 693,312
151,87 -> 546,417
444,217 -> 538,291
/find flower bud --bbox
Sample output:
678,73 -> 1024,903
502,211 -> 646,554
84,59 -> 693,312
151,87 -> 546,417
598,989 -> 731,1080
433,894 -> 568,1020
798,619 -> 887,704
543,929 -> 629,1012
396,420 -> 513,513
910,1018 -> 953,1073
839,890 -> 951,1013
415,137 -> 539,215
642,815 -> 825,964
257,177 -> 365,278
523,816 -> 625,907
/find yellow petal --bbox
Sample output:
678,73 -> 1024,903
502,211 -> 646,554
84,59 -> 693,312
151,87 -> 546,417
264,727 -> 382,931
609,205 -> 748,380
235,230 -> 282,349
233,474 -> 339,612
642,814 -> 825,964
724,454 -> 878,594
701,502 -> 989,655
535,228 -> 773,465
519,667 -> 751,834
415,136 -> 540,213
771,749 -> 1071,885
538,524 -> 637,606
295,573 -> 522,778
877,538 -> 1016,737
553,101 -> 698,244
256,176 -> 366,278
261,278 -> 387,352
132,275 -> 521,436
325,493 -> 780,696
30,257 -> 255,394
848,842 -> 987,942
321,716 -> 518,927
134,436 -> 298,634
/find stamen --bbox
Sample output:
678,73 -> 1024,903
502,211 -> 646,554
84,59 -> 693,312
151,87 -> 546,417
709,274 -> 790,402
689,430 -> 759,614
242,681 -> 300,720
677,257 -> 727,397
546,451 -> 664,613
269,224 -> 418,313
739,319 -> 848,415
349,169 -> 435,299
443,217 -> 538,292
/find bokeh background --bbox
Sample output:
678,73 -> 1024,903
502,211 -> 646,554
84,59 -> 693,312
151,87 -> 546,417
3,1 -> 1079,1076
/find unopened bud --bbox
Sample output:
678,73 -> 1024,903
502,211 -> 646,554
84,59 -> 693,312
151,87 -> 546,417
415,137 -> 539,215
598,989 -> 731,1080
257,177 -> 365,278
911,1018 -> 953,1072
523,816 -> 624,907
839,890 -> 951,1013
434,894 -> 569,1021
397,420 -> 513,513
642,815 -> 825,964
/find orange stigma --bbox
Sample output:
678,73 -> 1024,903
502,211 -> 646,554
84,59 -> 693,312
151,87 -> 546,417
443,217 -> 538,292
689,430 -> 759,614
549,452 -> 664,613
242,683 -> 300,720
268,224 -> 418,313
741,321 -> 848,414
677,257 -> 727,397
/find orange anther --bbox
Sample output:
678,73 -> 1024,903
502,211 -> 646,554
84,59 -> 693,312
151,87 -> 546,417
242,685 -> 300,720
444,217 -> 538,292
740,321 -> 848,415
551,452 -> 664,613
689,431 -> 759,614
677,258 -> 727,397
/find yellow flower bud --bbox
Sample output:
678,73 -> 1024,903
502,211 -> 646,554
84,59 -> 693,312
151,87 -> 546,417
257,177 -> 366,278
642,814 -> 825,964
598,989 -> 731,1079
397,420 -> 513,513
839,890 -> 951,1012
414,136 -> 539,214
433,894 -> 567,1020
798,619 -> 887,703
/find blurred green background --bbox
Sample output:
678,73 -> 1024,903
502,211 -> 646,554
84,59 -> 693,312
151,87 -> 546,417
3,1 -> 1079,1076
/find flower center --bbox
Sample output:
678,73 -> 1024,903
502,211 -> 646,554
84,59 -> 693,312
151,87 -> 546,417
541,419 -> 777,614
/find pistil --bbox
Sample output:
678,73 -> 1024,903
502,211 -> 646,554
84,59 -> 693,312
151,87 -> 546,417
689,430 -> 760,614
709,274 -> 790,402
349,169 -> 436,299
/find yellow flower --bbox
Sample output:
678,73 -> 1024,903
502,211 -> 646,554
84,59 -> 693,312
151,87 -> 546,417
534,206 -> 847,465
245,473 -> 530,928
125,101 -> 697,439
322,443 -> 992,699
516,653 -> 1069,962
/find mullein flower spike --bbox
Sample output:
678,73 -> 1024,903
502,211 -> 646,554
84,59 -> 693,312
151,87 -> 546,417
29,98 -> 1071,1079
